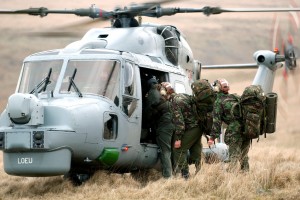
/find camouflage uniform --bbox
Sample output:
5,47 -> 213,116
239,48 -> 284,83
211,92 -> 250,171
171,93 -> 202,178
144,83 -> 174,178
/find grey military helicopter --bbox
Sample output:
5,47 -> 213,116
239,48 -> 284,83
0,1 -> 299,185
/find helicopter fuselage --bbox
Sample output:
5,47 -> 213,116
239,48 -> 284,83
0,24 -> 198,176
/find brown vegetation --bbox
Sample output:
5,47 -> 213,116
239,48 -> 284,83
0,140 -> 300,200
0,0 -> 300,199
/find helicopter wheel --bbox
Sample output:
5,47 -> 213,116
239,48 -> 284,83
64,172 -> 93,186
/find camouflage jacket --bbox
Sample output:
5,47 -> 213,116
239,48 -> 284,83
170,93 -> 199,139
210,92 -> 241,139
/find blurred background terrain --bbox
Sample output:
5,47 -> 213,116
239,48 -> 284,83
0,0 -> 299,199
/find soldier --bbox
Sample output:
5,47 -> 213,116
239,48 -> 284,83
171,79 -> 215,179
208,78 -> 250,172
143,79 -> 175,178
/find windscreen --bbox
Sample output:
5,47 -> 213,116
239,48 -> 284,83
18,60 -> 63,93
60,60 -> 120,101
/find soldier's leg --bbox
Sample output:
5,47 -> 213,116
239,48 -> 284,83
224,121 -> 242,172
240,138 -> 251,171
173,127 -> 200,179
181,127 -> 201,178
172,147 -> 188,177
156,125 -> 173,178
187,128 -> 202,173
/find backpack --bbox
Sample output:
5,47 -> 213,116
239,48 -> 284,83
191,79 -> 216,135
191,79 -> 216,113
222,93 -> 242,121
240,85 -> 266,139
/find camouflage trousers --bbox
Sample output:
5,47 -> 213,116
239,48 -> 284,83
224,121 -> 251,171
172,127 -> 202,175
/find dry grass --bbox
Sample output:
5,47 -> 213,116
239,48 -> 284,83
0,0 -> 300,199
0,136 -> 299,200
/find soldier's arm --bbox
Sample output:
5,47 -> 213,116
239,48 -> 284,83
172,98 -> 185,140
210,97 -> 223,140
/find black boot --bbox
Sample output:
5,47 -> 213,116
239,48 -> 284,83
181,169 -> 190,180
195,161 -> 201,174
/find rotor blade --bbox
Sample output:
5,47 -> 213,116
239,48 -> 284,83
279,61 -> 300,103
0,1 -> 179,18
26,31 -> 81,38
203,7 -> 300,15
23,20 -> 103,38
113,0 -> 181,15
142,7 -> 300,17
25,18 -> 109,38
291,65 -> 300,94
3,4 -> 300,20
277,100 -> 288,119
142,0 -> 182,9
57,18 -> 109,30
0,6 -> 112,19
0,6 -> 111,38
202,63 -> 258,69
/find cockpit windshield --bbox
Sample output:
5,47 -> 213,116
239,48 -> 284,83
18,59 -> 120,102
60,60 -> 120,101
18,60 -> 63,93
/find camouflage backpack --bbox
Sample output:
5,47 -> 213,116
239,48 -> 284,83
222,93 -> 242,121
191,79 -> 216,134
191,79 -> 216,113
240,85 -> 266,139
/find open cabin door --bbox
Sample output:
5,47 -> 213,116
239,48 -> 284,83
139,67 -> 170,144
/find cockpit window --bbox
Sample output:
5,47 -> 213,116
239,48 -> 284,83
60,60 -> 120,101
18,60 -> 63,93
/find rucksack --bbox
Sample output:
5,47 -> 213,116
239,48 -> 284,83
240,85 -> 266,139
222,93 -> 242,121
191,79 -> 216,113
190,79 -> 216,135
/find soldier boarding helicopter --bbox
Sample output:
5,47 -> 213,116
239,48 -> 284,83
0,1 -> 299,184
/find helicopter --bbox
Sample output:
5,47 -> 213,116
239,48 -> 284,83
0,1 -> 299,185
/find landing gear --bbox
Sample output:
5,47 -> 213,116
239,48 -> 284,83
64,172 -> 93,186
